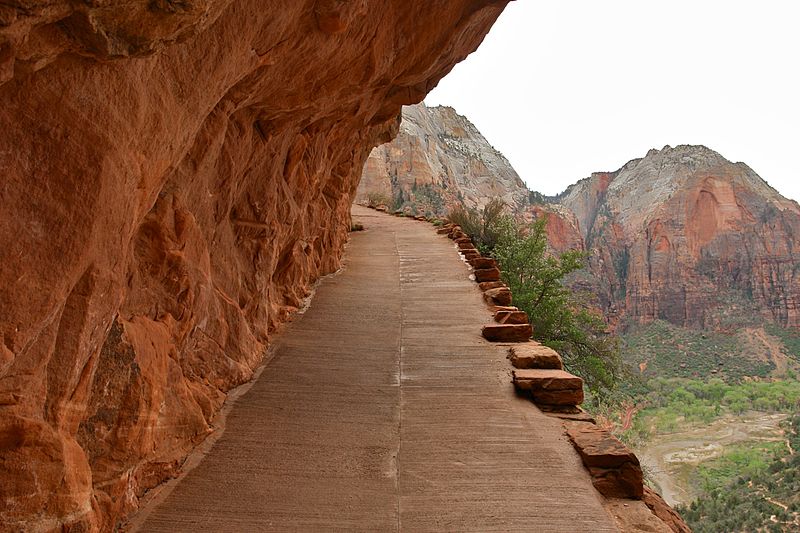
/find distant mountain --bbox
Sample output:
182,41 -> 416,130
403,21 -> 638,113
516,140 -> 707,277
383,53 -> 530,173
556,145 -> 800,330
356,103 -> 529,214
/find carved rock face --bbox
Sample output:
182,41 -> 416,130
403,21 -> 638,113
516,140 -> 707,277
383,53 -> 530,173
0,1 -> 508,530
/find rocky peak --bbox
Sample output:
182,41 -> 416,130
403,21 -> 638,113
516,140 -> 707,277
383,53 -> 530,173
558,145 -> 800,329
562,144 -> 799,239
357,103 -> 529,214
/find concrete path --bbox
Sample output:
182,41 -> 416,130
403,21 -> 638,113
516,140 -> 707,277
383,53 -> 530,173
134,206 -> 617,532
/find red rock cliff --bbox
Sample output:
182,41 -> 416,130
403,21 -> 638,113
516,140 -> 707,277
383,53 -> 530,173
559,145 -> 800,329
0,2 -> 509,530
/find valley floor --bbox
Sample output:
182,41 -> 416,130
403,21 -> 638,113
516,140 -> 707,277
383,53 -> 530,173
636,411 -> 789,506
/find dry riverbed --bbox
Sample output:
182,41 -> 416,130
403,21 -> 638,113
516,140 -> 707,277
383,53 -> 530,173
636,411 -> 790,507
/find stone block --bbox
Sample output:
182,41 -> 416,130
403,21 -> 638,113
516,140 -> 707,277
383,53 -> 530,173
508,343 -> 563,369
469,257 -> 497,269
483,287 -> 512,306
532,388 -> 584,406
482,323 -> 532,342
512,368 -> 582,391
494,310 -> 528,324
474,267 -> 500,282
565,422 -> 644,499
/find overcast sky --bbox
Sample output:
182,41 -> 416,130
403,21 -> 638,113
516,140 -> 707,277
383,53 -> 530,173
425,0 -> 800,202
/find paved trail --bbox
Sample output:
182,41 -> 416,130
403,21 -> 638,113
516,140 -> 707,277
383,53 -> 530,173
134,206 -> 617,532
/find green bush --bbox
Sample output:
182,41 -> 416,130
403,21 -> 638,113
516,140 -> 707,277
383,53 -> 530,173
489,214 -> 621,400
446,198 -> 507,254
449,202 -> 622,401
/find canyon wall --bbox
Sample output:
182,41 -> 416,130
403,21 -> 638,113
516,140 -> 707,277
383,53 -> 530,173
559,145 -> 800,329
0,2 -> 509,530
357,103 -> 529,214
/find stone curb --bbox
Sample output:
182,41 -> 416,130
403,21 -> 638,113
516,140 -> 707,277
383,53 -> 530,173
358,206 -> 689,532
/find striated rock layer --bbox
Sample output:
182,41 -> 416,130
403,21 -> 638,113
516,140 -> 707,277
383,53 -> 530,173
558,145 -> 800,329
0,1 -> 509,530
357,103 -> 529,214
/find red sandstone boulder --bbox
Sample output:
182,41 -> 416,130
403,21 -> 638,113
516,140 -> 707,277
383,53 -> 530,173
482,323 -> 532,342
513,369 -> 582,391
483,287 -> 512,306
474,267 -> 500,283
532,389 -> 585,406
512,369 -> 584,406
478,281 -> 506,291
494,310 -> 528,324
508,343 -> 563,369
469,257 -> 497,269
457,240 -> 476,250
643,487 -> 692,533
565,422 -> 644,499
588,463 -> 645,500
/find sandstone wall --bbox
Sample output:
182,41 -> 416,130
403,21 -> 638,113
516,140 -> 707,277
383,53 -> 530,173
0,1 -> 508,530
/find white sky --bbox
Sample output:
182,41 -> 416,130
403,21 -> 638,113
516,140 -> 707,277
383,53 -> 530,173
425,0 -> 800,202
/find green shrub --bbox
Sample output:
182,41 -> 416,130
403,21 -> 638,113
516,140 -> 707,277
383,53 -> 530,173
365,191 -> 391,208
489,214 -> 621,400
446,198 -> 507,254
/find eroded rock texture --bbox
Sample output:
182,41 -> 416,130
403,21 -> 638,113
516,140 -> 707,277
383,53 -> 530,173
357,103 -> 529,214
559,145 -> 800,329
0,1 -> 508,530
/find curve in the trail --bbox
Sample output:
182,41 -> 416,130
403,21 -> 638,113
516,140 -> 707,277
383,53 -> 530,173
132,205 -> 617,532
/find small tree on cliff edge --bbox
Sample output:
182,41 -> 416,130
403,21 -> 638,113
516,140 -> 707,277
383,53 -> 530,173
491,215 -> 621,402
447,198 -> 507,254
